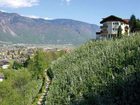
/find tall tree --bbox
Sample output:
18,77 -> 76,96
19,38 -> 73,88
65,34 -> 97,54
129,15 -> 137,32
117,26 -> 122,38
28,50 -> 47,79
23,55 -> 31,68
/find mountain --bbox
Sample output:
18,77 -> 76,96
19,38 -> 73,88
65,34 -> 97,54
0,11 -> 99,44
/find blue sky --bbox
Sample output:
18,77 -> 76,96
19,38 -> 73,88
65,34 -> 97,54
0,0 -> 139,25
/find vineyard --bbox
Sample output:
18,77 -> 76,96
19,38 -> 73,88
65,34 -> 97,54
47,33 -> 140,105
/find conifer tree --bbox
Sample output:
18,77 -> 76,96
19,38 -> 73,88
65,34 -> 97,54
129,15 -> 137,32
117,26 -> 122,38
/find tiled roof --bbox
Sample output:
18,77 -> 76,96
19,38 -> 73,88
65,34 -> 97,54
123,19 -> 129,24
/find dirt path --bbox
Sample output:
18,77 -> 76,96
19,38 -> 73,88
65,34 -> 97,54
37,69 -> 51,105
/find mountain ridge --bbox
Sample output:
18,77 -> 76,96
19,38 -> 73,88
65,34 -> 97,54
0,11 -> 99,44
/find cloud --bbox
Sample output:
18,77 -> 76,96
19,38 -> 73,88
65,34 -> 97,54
0,9 -> 7,12
44,17 -> 52,20
26,15 -> 40,19
61,0 -> 71,5
66,0 -> 71,3
65,0 -> 71,5
24,15 -> 52,20
0,0 -> 39,8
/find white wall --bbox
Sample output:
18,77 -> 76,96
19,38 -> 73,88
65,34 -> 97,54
98,21 -> 130,39
105,21 -> 129,35
106,22 -> 113,35
121,24 -> 129,35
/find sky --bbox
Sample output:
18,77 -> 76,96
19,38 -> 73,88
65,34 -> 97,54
0,0 -> 140,25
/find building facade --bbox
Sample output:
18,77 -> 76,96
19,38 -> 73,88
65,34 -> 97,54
96,15 -> 129,39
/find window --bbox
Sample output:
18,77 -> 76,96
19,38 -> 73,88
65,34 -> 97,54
113,22 -> 119,25
113,28 -> 118,31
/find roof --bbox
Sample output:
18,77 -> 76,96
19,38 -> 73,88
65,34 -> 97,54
100,15 -> 129,24
123,19 -> 129,24
0,60 -> 9,66
96,32 -> 101,34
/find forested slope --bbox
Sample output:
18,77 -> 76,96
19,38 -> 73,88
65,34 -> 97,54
47,34 -> 140,105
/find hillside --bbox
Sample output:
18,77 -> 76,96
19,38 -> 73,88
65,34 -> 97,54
47,34 -> 140,105
0,11 -> 98,44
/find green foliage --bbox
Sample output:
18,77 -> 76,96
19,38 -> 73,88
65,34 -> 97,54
12,61 -> 23,70
27,49 -> 66,78
47,33 -> 140,105
0,49 -> 65,105
0,69 -> 42,105
23,55 -> 31,68
129,15 -> 137,32
129,15 -> 140,32
136,19 -> 140,28
45,50 -> 66,64
28,50 -> 47,79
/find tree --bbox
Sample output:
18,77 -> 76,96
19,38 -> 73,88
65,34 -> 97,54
23,55 -> 30,68
129,15 -> 137,32
28,50 -> 47,79
12,61 -> 23,70
136,19 -> 140,29
117,26 -> 122,38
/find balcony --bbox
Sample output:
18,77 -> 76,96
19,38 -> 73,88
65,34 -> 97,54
100,24 -> 108,29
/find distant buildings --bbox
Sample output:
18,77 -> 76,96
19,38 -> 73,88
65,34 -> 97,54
0,46 -> 36,67
96,15 -> 130,39
0,60 -> 10,69
2,64 -> 10,69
